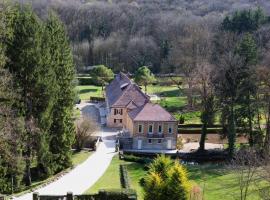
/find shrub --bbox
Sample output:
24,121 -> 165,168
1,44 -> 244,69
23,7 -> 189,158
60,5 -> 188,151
143,155 -> 191,200
98,189 -> 137,200
122,154 -> 152,165
120,165 -> 131,189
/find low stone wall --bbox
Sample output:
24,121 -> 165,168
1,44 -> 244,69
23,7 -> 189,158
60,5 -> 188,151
180,133 -> 248,144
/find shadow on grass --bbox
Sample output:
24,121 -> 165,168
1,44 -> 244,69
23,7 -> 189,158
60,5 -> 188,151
79,89 -> 98,94
187,165 -> 226,181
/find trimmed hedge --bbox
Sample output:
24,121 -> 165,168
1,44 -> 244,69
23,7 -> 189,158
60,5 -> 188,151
120,165 -> 130,189
89,96 -> 105,102
97,189 -> 137,200
121,154 -> 152,165
77,77 -> 95,85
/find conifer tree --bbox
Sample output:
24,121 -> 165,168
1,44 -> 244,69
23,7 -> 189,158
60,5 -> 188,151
46,13 -> 76,172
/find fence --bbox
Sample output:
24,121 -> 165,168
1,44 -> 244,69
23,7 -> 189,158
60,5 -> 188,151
33,189 -> 137,200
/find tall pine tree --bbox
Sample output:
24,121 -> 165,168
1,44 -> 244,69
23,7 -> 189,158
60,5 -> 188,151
46,13 -> 76,172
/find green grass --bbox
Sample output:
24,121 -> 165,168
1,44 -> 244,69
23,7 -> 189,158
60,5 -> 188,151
71,150 -> 93,166
76,85 -> 103,100
85,156 -> 124,193
86,156 -> 268,200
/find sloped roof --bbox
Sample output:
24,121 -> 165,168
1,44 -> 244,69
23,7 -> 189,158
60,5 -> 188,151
128,103 -> 177,122
105,72 -> 149,107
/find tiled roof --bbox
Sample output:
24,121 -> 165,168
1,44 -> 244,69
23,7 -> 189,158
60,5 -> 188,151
105,72 -> 149,107
128,103 -> 177,122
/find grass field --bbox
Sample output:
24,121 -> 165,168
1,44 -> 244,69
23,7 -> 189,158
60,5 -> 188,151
86,156 -> 267,200
76,85 -> 103,100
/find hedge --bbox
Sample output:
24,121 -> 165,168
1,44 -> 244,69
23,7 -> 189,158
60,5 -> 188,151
77,77 -> 95,85
121,154 -> 152,165
97,189 -> 137,200
120,165 -> 131,189
89,96 -> 105,102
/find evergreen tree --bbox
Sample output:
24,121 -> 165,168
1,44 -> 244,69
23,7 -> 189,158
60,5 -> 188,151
46,13 -> 76,172
235,34 -> 258,146
0,4 -> 25,193
143,155 -> 190,200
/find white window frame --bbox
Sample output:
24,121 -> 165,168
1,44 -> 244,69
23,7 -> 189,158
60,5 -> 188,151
138,124 -> 143,133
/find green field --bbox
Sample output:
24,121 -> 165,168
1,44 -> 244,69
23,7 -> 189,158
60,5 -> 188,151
86,156 -> 266,200
76,85 -> 103,100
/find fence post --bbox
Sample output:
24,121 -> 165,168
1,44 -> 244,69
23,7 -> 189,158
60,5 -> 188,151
33,192 -> 39,200
66,192 -> 73,200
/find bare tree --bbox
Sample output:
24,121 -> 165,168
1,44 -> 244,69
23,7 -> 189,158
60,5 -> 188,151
75,116 -> 99,151
229,148 -> 261,200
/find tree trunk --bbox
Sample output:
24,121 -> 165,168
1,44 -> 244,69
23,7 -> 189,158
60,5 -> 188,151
25,146 -> 32,186
199,123 -> 207,151
247,94 -> 254,146
228,102 -> 236,158
264,97 -> 270,154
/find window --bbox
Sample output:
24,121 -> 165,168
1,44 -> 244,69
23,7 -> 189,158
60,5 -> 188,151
114,109 -> 118,115
119,119 -> 122,123
114,119 -> 117,123
168,124 -> 173,134
158,139 -> 162,144
138,124 -> 143,133
119,109 -> 123,115
158,124 -> 162,133
148,124 -> 153,133
148,139 -> 152,144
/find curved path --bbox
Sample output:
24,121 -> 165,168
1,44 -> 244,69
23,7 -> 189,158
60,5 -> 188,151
14,138 -> 117,200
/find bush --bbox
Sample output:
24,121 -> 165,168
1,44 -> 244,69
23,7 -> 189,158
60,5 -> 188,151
77,77 -> 95,85
120,165 -> 131,189
143,155 -> 191,200
122,154 -> 152,165
98,189 -> 137,200
89,96 -> 105,102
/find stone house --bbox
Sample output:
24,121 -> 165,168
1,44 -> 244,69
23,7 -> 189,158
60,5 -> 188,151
105,72 -> 178,150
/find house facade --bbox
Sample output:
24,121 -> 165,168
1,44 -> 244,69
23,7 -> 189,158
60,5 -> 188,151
105,72 -> 178,150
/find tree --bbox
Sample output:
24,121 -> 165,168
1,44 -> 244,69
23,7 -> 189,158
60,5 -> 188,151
46,13 -> 76,173
195,63 -> 215,151
222,8 -> 267,33
143,155 -> 191,200
90,65 -> 114,90
134,66 -> 156,94
75,117 -> 99,151
212,31 -> 244,157
235,34 -> 258,146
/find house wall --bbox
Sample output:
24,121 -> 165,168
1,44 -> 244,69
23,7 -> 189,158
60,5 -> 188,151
131,121 -> 178,150
107,107 -> 125,128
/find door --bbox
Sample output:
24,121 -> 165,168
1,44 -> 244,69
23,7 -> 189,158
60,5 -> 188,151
167,139 -> 172,149
138,140 -> 142,149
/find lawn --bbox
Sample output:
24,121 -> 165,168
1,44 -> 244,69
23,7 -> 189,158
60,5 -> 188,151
84,156 -> 124,193
71,150 -> 93,166
86,156 -> 267,200
76,85 -> 103,100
